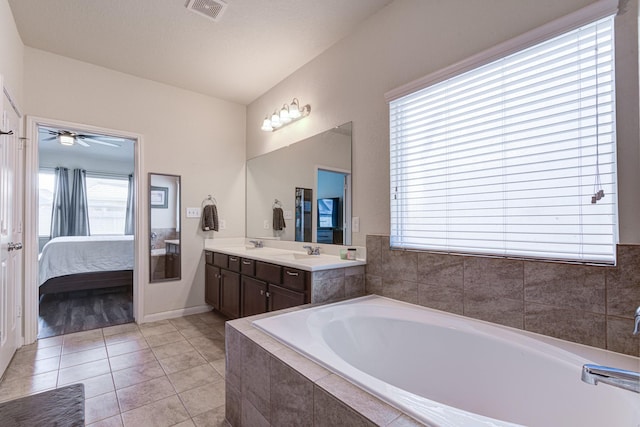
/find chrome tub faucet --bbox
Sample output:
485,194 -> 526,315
249,240 -> 263,248
303,245 -> 321,255
581,364 -> 639,393
580,305 -> 640,394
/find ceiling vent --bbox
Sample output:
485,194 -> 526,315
185,0 -> 228,22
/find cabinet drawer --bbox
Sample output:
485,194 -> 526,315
205,251 -> 213,265
255,261 -> 282,284
268,284 -> 306,311
282,266 -> 307,292
228,255 -> 241,272
213,252 -> 228,268
240,258 -> 255,276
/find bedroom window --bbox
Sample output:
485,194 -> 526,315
387,15 -> 617,264
85,175 -> 129,235
38,171 -> 55,237
38,171 -> 129,236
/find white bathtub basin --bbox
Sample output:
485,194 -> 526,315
253,296 -> 640,427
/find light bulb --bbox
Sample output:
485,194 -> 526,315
289,99 -> 301,119
280,105 -> 291,123
261,116 -> 273,132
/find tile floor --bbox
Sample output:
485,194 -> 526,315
0,310 -> 230,426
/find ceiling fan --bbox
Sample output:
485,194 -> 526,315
39,127 -> 125,148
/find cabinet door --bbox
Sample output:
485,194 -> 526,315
220,270 -> 241,319
242,277 -> 267,317
205,264 -> 220,310
268,284 -> 306,312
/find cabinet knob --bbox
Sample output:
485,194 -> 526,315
260,290 -> 264,295
266,291 -> 271,298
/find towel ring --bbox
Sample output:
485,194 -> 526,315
202,195 -> 217,208
272,199 -> 282,209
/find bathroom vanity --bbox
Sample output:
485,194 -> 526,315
204,244 -> 366,319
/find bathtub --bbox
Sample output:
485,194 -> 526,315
253,295 -> 640,427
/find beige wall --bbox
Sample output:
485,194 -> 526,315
23,48 -> 247,317
247,0 -> 640,246
0,0 -> 23,105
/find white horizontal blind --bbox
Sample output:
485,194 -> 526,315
389,16 -> 617,263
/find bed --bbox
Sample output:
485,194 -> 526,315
38,235 -> 134,296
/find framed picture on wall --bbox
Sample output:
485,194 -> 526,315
150,186 -> 168,208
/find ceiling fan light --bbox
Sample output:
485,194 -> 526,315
59,134 -> 75,146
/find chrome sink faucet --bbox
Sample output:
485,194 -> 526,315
581,364 -> 639,393
303,245 -> 321,255
249,240 -> 263,248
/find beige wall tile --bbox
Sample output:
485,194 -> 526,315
525,303 -> 606,348
524,261 -> 605,313
607,245 -> 640,317
313,385 -> 375,427
417,281 -> 463,315
241,337 -> 271,421
606,316 -> 640,357
270,356 -> 313,426
464,296 -> 524,329
382,278 -> 418,304
464,257 -> 523,300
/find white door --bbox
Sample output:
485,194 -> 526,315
0,77 -> 22,377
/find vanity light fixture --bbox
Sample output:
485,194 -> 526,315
261,98 -> 311,132
59,134 -> 75,146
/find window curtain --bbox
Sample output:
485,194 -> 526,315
50,167 -> 70,238
69,169 -> 90,236
125,174 -> 134,235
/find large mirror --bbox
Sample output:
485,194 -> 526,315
149,173 -> 181,282
247,122 -> 352,245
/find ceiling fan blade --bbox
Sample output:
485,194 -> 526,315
81,137 -> 120,147
79,134 -> 126,142
43,136 -> 57,141
75,138 -> 90,147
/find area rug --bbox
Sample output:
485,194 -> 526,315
0,383 -> 84,426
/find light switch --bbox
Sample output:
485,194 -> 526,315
352,216 -> 360,233
283,210 -> 293,220
219,219 -> 227,230
263,220 -> 270,229
186,207 -> 201,218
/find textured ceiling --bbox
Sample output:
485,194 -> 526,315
8,0 -> 393,105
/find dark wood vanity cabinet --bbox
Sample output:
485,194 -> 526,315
241,276 -> 268,317
205,250 -> 310,319
220,269 -> 241,319
204,264 -> 220,310
205,251 -> 240,319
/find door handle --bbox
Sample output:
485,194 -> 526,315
7,242 -> 22,251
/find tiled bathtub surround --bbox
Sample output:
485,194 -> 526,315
225,313 -> 426,427
365,235 -> 640,357
312,265 -> 366,304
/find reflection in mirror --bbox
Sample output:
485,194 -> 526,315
149,173 -> 181,282
295,188 -> 312,242
247,122 -> 352,245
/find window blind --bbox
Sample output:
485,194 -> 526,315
389,16 -> 617,264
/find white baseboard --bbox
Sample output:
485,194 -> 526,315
141,305 -> 212,324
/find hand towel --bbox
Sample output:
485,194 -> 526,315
273,207 -> 286,231
202,204 -> 219,231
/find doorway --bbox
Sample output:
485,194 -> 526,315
24,117 -> 144,345
315,168 -> 351,245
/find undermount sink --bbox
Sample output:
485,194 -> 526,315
273,252 -> 317,260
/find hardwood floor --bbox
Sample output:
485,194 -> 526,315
38,286 -> 134,339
